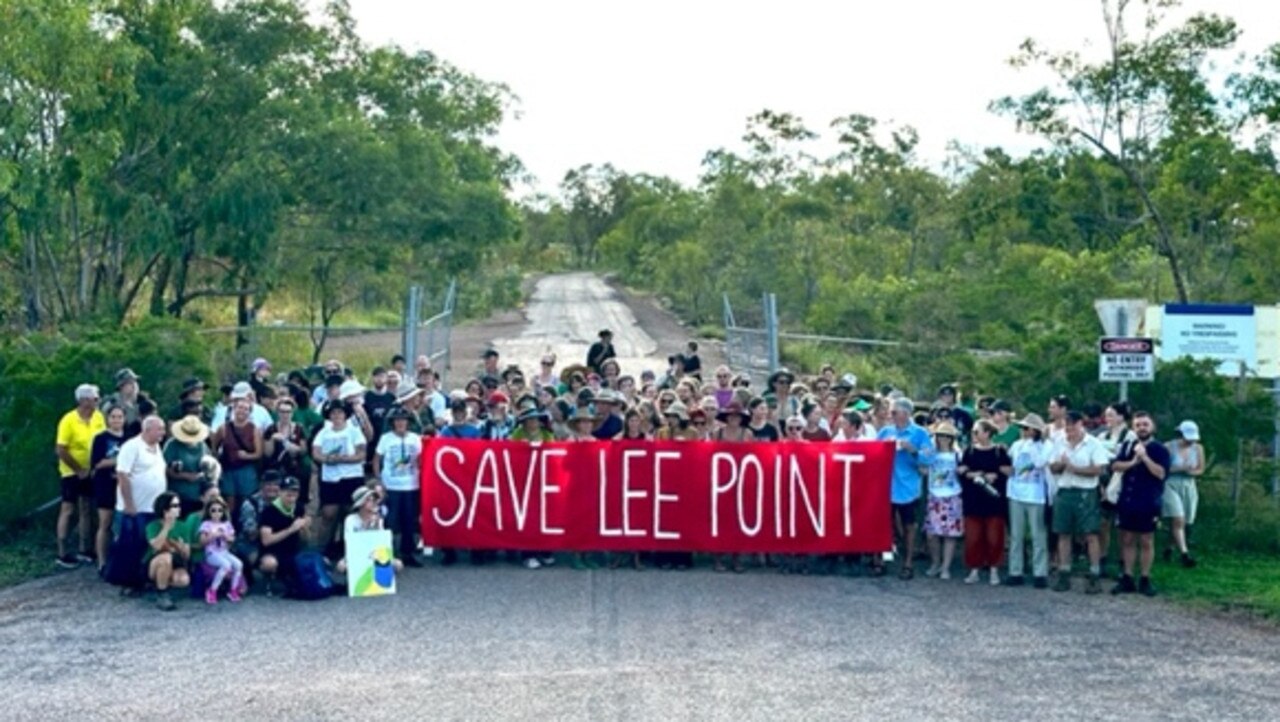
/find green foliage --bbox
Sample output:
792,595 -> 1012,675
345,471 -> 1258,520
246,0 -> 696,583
0,320 -> 216,524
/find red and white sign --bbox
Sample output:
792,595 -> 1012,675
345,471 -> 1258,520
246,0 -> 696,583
1099,336 -> 1155,382
419,439 -> 894,554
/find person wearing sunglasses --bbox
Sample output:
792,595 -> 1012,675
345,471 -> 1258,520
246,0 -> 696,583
145,492 -> 195,611
198,496 -> 244,604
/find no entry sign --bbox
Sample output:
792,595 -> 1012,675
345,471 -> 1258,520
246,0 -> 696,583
1099,336 -> 1155,382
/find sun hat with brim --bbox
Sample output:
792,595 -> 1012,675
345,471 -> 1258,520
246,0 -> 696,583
930,421 -> 960,438
595,389 -> 625,406
716,401 -> 750,423
663,400 -> 690,422
323,400 -> 353,419
517,406 -> 550,424
1016,412 -> 1048,434
351,485 -> 376,508
115,368 -> 140,388
396,387 -> 423,404
170,415 -> 210,445
569,407 -> 597,424
560,364 -> 590,385
230,381 -> 252,400
339,380 -> 366,400
387,407 -> 414,423
1177,420 -> 1200,441
767,368 -> 796,387
180,378 -> 206,398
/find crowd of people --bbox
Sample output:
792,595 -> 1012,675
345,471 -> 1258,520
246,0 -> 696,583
52,328 -> 1205,610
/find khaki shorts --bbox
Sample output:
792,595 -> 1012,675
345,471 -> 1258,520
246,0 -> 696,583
1052,488 -> 1100,536
1162,477 -> 1198,524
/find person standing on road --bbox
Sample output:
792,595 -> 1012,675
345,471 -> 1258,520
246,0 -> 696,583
1095,402 -> 1134,577
587,329 -> 616,375
1005,414 -> 1053,588
1049,411 -> 1111,594
55,384 -> 106,568
164,416 -> 213,517
923,422 -> 963,580
374,408 -> 423,567
958,420 -> 1011,586
312,400 -> 367,560
89,405 -> 128,571
1110,412 -> 1170,597
1162,420 -> 1203,568
875,397 -> 933,579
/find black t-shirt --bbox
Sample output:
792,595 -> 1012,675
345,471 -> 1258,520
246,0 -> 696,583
364,390 -> 396,459
1116,438 -> 1170,516
748,423 -> 780,442
959,445 -> 1010,518
259,502 -> 304,559
90,430 -> 126,488
586,342 -> 616,374
683,353 -> 702,377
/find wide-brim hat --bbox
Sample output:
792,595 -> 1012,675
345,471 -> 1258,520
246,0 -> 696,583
568,407 -> 598,424
599,329 -> 613,338
170,415 -> 210,445
595,389 -> 625,407
663,400 -> 690,422
395,387 -> 423,405
1016,412 -> 1047,433
930,420 -> 960,438
387,407 -> 414,423
767,368 -> 795,387
560,364 -> 590,385
229,381 -> 252,400
114,367 -> 140,388
180,378 -> 206,398
351,485 -> 376,508
338,380 -> 366,400
517,407 -> 550,424
716,402 -> 750,423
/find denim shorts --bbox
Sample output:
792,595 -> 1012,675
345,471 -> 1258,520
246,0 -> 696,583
220,466 -> 260,498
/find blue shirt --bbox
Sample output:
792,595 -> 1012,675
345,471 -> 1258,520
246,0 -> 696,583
877,422 -> 933,504
439,423 -> 481,440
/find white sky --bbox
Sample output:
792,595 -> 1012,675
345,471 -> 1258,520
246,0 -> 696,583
346,0 -> 1278,195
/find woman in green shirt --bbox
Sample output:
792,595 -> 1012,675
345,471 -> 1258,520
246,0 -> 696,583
145,491 -> 194,611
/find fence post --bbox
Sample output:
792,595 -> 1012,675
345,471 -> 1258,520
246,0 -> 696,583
766,292 -> 780,373
1273,377 -> 1280,506
403,285 -> 420,364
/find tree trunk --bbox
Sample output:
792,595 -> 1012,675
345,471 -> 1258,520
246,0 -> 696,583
149,256 -> 172,317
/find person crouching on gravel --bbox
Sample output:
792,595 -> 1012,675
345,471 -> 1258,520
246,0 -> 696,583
146,492 -> 194,611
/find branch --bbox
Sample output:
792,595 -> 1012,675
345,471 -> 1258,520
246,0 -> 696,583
166,287 -> 260,315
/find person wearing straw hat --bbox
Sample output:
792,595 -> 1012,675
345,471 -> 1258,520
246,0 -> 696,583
1162,419 -> 1204,568
1006,413 -> 1054,588
165,415 -> 213,517
923,421 -> 963,580
374,407 -> 424,567
566,406 -> 598,442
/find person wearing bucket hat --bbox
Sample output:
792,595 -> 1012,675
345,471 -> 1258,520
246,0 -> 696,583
592,389 -> 625,439
336,484 -> 403,577
164,416 -> 213,516
311,398 -> 367,560
566,406 -> 598,441
102,368 -> 142,426
1005,413 -> 1054,588
765,368 -> 799,421
586,329 -> 616,375
374,407 -> 423,567
1162,420 -> 1204,568
510,401 -> 556,569
923,421 -> 963,580
711,401 -> 754,573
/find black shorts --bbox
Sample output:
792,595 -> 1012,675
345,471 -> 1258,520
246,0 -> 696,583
892,502 -> 917,527
92,475 -> 117,511
1117,510 -> 1158,534
319,477 -> 364,507
59,475 -> 90,503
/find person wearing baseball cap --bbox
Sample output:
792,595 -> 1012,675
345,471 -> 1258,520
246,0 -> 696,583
479,391 -> 514,440
1162,419 -> 1203,568
257,475 -> 309,593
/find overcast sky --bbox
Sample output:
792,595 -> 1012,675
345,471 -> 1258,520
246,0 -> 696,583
346,0 -> 1278,195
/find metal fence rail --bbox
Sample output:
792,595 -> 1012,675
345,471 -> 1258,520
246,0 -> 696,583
404,279 -> 457,385
723,293 -> 775,384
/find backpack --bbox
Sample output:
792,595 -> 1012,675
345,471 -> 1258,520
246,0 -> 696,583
291,550 -> 334,601
101,515 -> 148,589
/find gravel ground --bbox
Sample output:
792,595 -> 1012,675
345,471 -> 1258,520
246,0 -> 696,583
2,560 -> 1277,721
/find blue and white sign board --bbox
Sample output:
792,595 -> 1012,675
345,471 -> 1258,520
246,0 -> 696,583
1160,304 -> 1256,376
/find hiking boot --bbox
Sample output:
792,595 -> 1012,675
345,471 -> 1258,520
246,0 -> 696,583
1111,574 -> 1137,595
1033,577 -> 1048,589
156,591 -> 176,611
1138,577 -> 1157,597
1085,574 -> 1102,595
1053,573 -> 1072,592
1180,553 -> 1197,569
1005,575 -> 1025,587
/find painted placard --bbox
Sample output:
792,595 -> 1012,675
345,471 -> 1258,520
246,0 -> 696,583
346,529 -> 397,598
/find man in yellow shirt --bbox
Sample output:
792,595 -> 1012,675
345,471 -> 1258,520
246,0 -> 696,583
55,384 -> 106,568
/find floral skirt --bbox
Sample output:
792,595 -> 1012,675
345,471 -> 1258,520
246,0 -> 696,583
924,494 -> 964,538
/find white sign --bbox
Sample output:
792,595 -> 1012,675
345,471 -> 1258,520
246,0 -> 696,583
1160,305 -> 1257,377
1094,299 -> 1149,337
1099,337 -> 1154,382
346,529 -> 397,598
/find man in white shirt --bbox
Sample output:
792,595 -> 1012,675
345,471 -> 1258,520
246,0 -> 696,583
116,416 -> 168,520
1049,410 -> 1112,594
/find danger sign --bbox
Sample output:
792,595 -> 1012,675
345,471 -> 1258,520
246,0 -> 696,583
1099,336 -> 1154,382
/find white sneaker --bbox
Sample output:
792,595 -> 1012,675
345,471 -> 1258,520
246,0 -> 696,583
989,569 -> 1001,586
940,570 -> 951,580
523,558 -> 541,570
965,570 -> 980,585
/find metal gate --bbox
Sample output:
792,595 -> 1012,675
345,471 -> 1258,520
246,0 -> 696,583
403,279 -> 457,384
722,292 -> 779,384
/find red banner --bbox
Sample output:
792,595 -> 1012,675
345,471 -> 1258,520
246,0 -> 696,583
419,438 -> 894,554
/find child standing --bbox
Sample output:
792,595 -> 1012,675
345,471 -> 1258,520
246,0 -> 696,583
924,422 -> 963,580
199,497 -> 244,604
